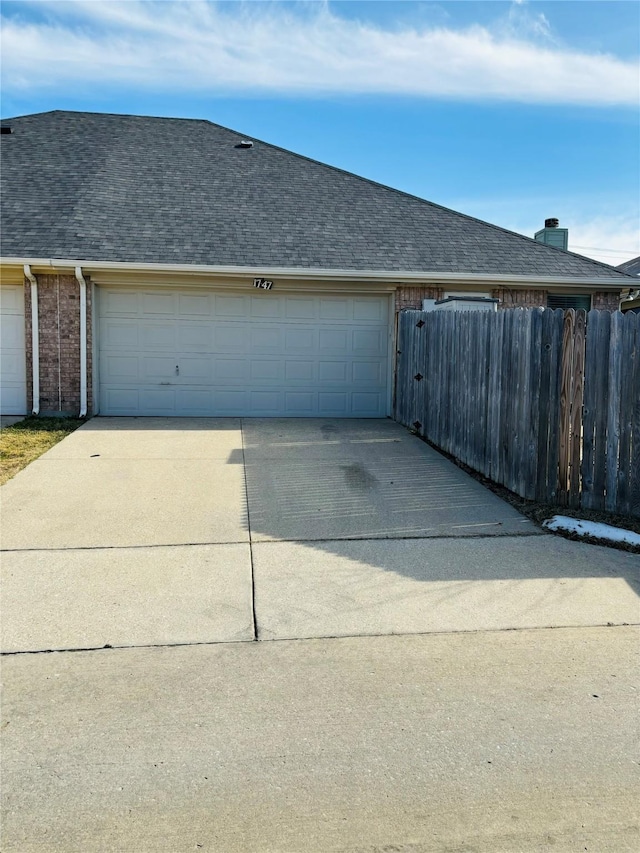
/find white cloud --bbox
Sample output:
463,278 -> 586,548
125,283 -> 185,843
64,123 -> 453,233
1,0 -> 638,105
566,214 -> 640,266
503,213 -> 640,267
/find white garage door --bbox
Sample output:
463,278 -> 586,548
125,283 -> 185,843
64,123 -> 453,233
99,288 -> 390,417
0,285 -> 27,415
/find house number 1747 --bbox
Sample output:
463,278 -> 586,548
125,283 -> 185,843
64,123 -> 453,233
253,278 -> 274,290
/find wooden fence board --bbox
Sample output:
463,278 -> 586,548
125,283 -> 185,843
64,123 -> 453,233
558,310 -> 575,505
589,311 -> 611,510
605,312 -> 623,512
569,310 -> 586,507
580,310 -> 599,508
629,314 -> 640,518
535,308 -> 554,501
616,312 -> 637,515
545,310 -> 564,505
487,310 -> 502,482
526,308 -> 543,501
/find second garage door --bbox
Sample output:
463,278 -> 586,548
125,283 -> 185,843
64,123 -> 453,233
0,285 -> 27,415
99,288 -> 391,417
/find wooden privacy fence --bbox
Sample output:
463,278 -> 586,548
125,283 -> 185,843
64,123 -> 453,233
394,308 -> 639,517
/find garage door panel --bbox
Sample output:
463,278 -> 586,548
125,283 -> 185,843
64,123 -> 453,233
101,320 -> 139,348
249,360 -> 283,381
103,388 -> 140,413
319,361 -> 348,382
353,392 -> 383,415
105,355 -> 139,379
178,293 -> 211,316
215,295 -> 247,317
215,325 -> 247,351
353,329 -> 385,354
216,390 -> 248,412
319,299 -> 349,320
250,327 -> 282,352
285,361 -> 314,381
319,329 -> 348,353
176,389 -> 214,413
284,392 -> 315,414
179,358 -> 212,381
142,292 -> 175,315
142,325 -> 176,349
284,328 -> 316,352
353,361 -> 382,382
214,359 -> 247,381
250,296 -> 281,318
177,324 -> 212,350
143,356 -> 176,379
353,299 -> 386,321
285,298 -> 317,319
318,392 -> 348,415
99,289 -> 389,417
102,290 -> 139,315
249,390 -> 283,413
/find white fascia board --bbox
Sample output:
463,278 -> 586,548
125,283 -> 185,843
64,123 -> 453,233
0,256 -> 628,288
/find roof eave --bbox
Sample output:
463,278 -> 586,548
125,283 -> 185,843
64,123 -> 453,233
0,257 -> 629,288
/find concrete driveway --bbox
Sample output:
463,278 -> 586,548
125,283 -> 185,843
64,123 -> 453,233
1,417 -> 638,652
2,418 -> 639,852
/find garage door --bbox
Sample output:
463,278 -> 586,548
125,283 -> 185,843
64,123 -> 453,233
0,285 -> 27,415
99,288 -> 390,416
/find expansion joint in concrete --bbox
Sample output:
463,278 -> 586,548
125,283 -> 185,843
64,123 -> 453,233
240,418 -> 258,642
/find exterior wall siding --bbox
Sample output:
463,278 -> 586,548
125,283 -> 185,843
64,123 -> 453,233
24,274 -> 92,416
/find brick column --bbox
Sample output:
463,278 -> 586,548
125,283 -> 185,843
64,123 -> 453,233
592,291 -> 620,312
24,274 -> 93,416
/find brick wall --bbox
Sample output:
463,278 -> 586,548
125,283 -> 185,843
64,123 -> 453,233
395,285 -> 444,311
491,288 -> 548,309
592,291 -> 620,312
24,274 -> 93,416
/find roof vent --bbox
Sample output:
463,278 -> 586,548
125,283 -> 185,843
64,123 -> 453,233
545,217 -> 559,228
235,140 -> 253,149
1,126 -> 12,135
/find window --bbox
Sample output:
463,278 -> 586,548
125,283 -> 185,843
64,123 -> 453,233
547,293 -> 592,311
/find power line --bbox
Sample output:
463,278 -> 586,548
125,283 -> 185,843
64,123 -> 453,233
571,245 -> 639,255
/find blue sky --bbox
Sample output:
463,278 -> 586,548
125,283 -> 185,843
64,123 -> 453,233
2,0 -> 638,265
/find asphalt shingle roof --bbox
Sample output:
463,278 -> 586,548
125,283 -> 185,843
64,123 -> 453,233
617,257 -> 640,277
0,110 -> 631,280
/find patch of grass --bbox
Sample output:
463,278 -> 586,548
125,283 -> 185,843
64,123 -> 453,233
0,417 -> 84,485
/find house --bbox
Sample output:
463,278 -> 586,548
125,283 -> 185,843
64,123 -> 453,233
0,110 -> 634,418
617,257 -> 640,313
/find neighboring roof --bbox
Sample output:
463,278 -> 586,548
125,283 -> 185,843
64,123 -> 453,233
617,256 -> 640,276
0,110 -> 632,280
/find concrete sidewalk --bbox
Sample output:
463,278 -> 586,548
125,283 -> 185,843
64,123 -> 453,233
2,626 -> 638,852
